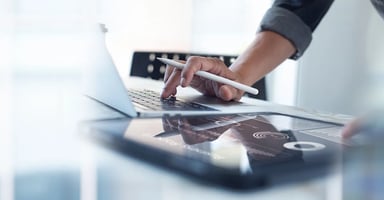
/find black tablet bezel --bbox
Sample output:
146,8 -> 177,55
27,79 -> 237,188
80,112 -> 348,190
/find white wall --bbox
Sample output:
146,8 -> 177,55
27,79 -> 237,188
189,0 -> 269,55
296,0 -> 384,116
101,0 -> 193,76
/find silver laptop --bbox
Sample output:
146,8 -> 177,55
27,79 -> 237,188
82,24 -> 247,118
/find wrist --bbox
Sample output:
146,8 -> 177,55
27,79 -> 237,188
230,31 -> 296,86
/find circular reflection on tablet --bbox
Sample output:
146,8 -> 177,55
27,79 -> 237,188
214,120 -> 241,127
253,132 -> 290,140
283,141 -> 326,151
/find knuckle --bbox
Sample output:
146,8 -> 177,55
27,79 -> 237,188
210,57 -> 222,64
187,56 -> 200,64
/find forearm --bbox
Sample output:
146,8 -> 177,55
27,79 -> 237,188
230,0 -> 334,87
229,31 -> 295,86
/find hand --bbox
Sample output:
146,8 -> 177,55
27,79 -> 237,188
160,56 -> 245,101
341,118 -> 362,139
341,112 -> 384,140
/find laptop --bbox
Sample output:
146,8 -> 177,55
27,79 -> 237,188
82,24 -> 251,118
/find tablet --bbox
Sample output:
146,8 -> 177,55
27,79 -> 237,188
80,112 -> 353,190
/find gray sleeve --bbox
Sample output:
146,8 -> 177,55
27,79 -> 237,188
259,7 -> 312,60
371,0 -> 384,20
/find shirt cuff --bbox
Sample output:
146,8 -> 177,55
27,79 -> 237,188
259,7 -> 313,60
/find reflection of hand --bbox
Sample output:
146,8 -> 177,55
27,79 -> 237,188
341,112 -> 384,140
160,56 -> 245,101
161,115 -> 235,145
341,118 -> 362,139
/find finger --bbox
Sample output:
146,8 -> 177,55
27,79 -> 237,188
207,80 -> 239,101
218,85 -> 242,101
163,60 -> 186,83
181,56 -> 236,87
341,118 -> 361,139
161,68 -> 181,98
180,56 -> 201,87
163,65 -> 175,83
180,56 -> 220,87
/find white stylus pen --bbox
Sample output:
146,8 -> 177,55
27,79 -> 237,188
157,57 -> 259,96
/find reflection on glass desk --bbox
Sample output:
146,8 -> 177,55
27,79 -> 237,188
1,73 -> 381,200
80,111 -> 352,190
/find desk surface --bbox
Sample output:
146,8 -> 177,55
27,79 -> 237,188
0,73 -> 349,200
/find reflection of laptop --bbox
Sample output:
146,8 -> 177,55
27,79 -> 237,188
83,25 -> 239,118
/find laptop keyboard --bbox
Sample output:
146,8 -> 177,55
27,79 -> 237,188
127,89 -> 217,111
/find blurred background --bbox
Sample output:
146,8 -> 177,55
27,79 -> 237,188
1,0 -> 383,199
2,0 -> 384,114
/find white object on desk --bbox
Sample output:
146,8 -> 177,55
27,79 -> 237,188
157,57 -> 259,96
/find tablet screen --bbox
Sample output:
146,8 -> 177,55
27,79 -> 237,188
83,113 -> 350,188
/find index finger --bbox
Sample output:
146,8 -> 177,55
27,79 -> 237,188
180,56 -> 236,87
163,59 -> 186,83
